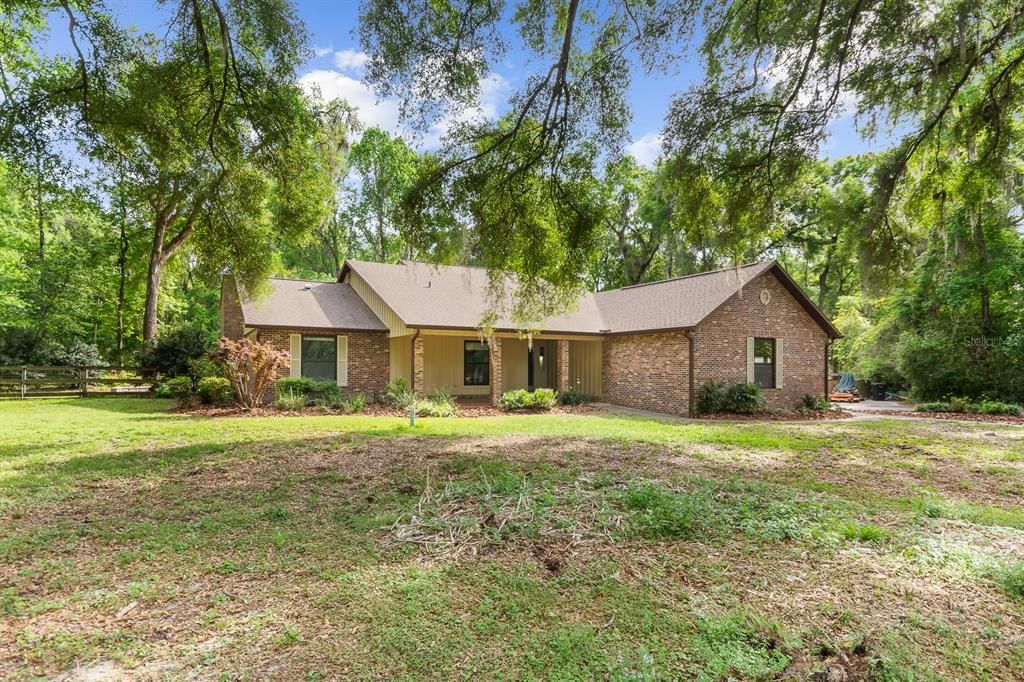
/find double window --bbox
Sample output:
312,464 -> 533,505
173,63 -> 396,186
464,340 -> 490,386
753,338 -> 775,389
301,336 -> 337,381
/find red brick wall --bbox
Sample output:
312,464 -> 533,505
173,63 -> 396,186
693,271 -> 828,409
256,327 -> 390,400
220,278 -> 245,340
602,332 -> 690,415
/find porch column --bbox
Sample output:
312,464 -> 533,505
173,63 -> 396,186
489,337 -> 503,406
413,334 -> 424,392
556,339 -> 570,394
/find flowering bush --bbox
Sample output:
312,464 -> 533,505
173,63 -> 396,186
212,337 -> 290,408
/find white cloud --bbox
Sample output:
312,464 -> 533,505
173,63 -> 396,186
333,49 -> 369,72
313,46 -> 334,58
299,69 -> 401,134
627,133 -> 662,167
298,67 -> 508,149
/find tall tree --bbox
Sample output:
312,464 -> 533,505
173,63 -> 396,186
3,1 -> 332,343
347,126 -> 420,261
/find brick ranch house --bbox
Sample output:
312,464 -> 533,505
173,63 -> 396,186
220,259 -> 841,416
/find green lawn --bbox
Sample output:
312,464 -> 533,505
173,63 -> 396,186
2,399 -> 1024,680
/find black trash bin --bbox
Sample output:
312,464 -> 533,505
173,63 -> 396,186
870,383 -> 887,401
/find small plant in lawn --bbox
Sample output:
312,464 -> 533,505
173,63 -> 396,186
995,563 -> 1024,602
621,483 -> 719,540
500,388 -> 557,411
197,377 -> 232,404
559,385 -> 590,406
839,521 -> 888,543
213,337 -> 290,409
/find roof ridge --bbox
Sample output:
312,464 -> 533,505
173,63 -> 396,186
267,276 -> 339,283
351,258 -> 492,272
610,261 -> 773,292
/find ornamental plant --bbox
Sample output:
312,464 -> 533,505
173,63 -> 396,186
212,337 -> 290,409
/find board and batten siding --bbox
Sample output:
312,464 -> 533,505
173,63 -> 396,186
568,340 -> 602,397
389,335 -> 412,383
422,335 -> 490,395
345,270 -> 410,338
501,338 -> 530,391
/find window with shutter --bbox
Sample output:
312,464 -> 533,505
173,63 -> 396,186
753,338 -> 776,389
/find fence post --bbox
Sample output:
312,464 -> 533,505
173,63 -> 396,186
20,366 -> 26,399
81,366 -> 88,397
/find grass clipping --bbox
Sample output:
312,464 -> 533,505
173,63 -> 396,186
385,466 -> 626,558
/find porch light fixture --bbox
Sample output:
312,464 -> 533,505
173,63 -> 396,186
539,348 -> 544,367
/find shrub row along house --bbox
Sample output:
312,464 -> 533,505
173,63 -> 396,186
221,259 -> 841,415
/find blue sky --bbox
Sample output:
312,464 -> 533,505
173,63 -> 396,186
58,1 -> 879,165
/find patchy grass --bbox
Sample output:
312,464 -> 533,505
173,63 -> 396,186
1,398 -> 1024,679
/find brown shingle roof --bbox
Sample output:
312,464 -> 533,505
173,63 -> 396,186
338,259 -> 840,337
240,278 -> 387,332
341,260 -> 608,334
593,261 -> 777,333
253,258 -> 842,338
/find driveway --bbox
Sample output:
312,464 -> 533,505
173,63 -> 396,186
838,399 -> 915,414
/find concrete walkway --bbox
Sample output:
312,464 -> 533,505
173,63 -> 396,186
593,400 -> 923,424
839,399 -> 915,413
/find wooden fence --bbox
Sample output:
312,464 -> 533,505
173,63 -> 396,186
0,366 -> 159,398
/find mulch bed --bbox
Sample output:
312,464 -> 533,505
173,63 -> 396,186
698,408 -> 852,421
857,408 -> 1024,425
173,403 -> 605,418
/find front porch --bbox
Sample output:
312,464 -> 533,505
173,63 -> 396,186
389,332 -> 603,405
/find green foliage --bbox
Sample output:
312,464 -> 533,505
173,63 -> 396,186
558,386 -> 591,406
839,522 -> 888,543
164,376 -> 193,398
696,381 -> 765,414
343,393 -> 367,414
197,377 -> 233,405
385,378 -> 417,410
621,484 -> 718,541
915,398 -> 1020,416
416,389 -> 459,418
695,381 -> 728,415
274,377 -> 341,406
138,325 -> 212,380
801,394 -> 828,411
724,383 -> 766,414
500,388 -> 557,411
275,390 -> 306,412
692,612 -> 791,680
426,389 -> 458,415
995,563 -> 1024,603
344,127 -> 421,261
